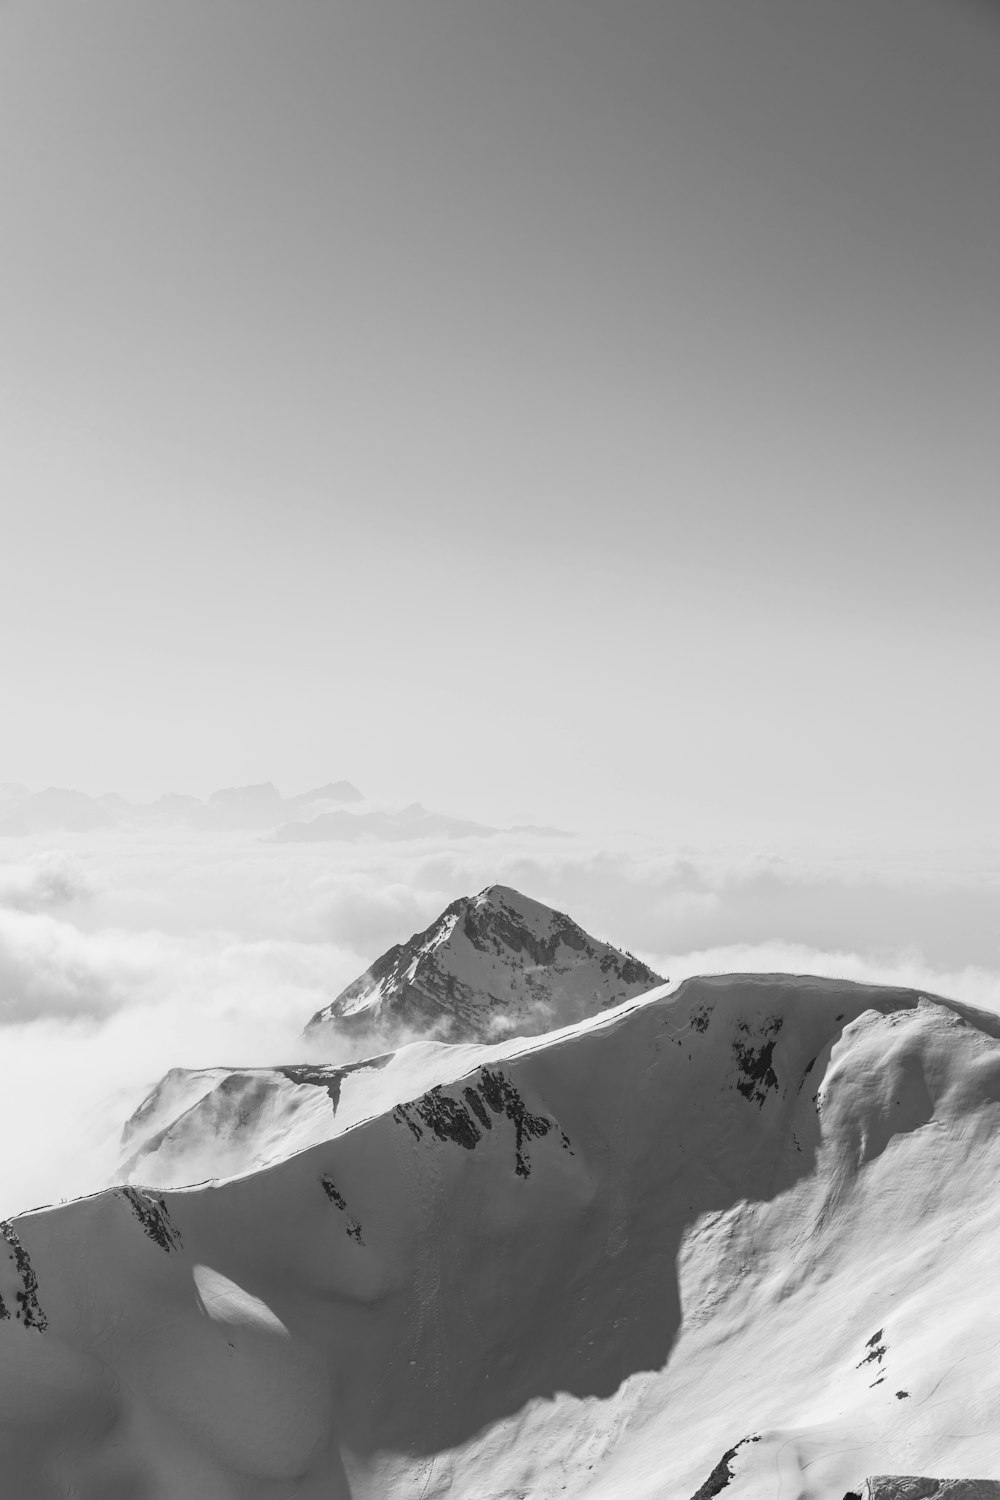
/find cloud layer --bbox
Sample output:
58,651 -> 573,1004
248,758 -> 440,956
0,825 -> 997,1216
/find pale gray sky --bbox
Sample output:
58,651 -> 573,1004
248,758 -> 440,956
2,0 -> 998,842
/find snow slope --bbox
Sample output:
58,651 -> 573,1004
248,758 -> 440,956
306,882 -> 664,1042
4,975 -> 1000,1498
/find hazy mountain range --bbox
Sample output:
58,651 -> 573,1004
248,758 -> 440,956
0,782 -> 567,841
0,779 -> 363,834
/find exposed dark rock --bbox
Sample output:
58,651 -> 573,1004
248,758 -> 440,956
393,1103 -> 424,1142
118,1187 -> 182,1253
858,1329 -> 887,1369
619,952 -> 658,986
0,1220 -> 47,1330
393,1068 -> 553,1177
279,1065 -> 346,1108
320,1174 -> 365,1244
463,1086 -> 493,1131
732,1017 -> 782,1106
320,1174 -> 347,1211
690,1435 -> 760,1499
479,1069 -> 552,1177
397,1086 -> 484,1151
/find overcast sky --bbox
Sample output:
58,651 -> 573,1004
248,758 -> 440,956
3,0 -> 998,844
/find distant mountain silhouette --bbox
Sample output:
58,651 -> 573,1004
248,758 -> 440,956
0,781 -> 366,833
0,787 -> 116,835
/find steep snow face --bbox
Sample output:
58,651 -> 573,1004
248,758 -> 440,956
306,883 -> 664,1043
6,976 -> 1000,1498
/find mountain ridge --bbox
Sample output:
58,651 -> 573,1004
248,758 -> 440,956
5,974 -> 1000,1495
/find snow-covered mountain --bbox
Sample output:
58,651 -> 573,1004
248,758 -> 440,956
4,974 -> 1000,1497
118,886 -> 664,1187
306,882 -> 664,1043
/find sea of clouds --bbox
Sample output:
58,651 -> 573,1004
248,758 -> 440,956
0,824 -> 997,1216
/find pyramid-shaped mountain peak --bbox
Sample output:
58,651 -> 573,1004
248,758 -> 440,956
305,885 -> 663,1044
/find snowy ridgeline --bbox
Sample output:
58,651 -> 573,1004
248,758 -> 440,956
4,972 -> 1000,1496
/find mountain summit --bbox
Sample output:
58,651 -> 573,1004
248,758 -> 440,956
117,886 -> 664,1189
305,883 -> 664,1043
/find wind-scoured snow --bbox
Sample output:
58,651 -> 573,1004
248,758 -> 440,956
5,974 -> 1000,1496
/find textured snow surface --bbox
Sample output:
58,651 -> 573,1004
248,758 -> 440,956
4,974 -> 1000,1497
